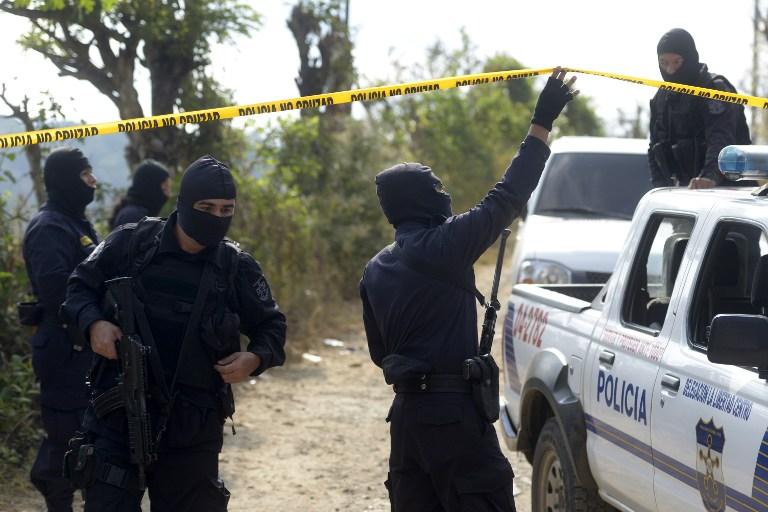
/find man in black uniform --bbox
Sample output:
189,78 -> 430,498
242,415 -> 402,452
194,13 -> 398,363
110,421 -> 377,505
649,28 -> 751,189
359,69 -> 577,511
62,155 -> 287,511
22,147 -> 99,512
108,159 -> 171,230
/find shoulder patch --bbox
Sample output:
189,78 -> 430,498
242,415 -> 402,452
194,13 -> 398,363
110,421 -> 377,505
252,275 -> 272,302
707,99 -> 727,115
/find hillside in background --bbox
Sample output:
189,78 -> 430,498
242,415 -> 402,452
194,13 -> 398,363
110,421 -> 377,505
0,117 -> 130,204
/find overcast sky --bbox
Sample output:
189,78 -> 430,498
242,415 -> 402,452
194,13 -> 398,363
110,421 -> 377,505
0,0 -> 759,136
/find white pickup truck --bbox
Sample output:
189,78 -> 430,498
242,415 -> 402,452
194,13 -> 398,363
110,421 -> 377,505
500,147 -> 768,512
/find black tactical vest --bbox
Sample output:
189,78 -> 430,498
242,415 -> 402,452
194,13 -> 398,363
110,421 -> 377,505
126,218 -> 240,391
651,69 -> 750,183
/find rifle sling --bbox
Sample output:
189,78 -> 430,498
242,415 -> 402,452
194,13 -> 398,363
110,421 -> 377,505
390,242 -> 485,305
133,294 -> 171,402
169,261 -> 216,395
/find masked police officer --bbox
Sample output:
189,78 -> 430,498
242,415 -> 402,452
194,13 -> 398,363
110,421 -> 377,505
649,28 -> 751,189
359,69 -> 577,511
108,159 -> 171,230
22,147 -> 99,512
62,155 -> 286,511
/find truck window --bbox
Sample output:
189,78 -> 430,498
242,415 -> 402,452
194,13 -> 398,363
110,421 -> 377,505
534,152 -> 651,220
622,215 -> 695,333
689,221 -> 768,350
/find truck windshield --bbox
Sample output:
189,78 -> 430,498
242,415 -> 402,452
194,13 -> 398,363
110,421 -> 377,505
535,152 -> 651,220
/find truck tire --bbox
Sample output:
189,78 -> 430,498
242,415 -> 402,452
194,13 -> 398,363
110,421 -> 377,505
531,418 -> 609,512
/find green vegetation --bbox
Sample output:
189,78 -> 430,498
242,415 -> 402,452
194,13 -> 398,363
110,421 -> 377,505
0,0 -> 604,487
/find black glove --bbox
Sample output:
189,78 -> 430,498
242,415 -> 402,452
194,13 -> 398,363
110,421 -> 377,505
531,77 -> 574,131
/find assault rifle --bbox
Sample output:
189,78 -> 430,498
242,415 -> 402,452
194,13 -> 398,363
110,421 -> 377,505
479,228 -> 511,355
463,228 -> 512,422
105,277 -> 155,490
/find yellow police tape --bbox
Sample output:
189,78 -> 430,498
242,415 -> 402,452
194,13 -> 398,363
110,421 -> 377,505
2,66 -> 767,150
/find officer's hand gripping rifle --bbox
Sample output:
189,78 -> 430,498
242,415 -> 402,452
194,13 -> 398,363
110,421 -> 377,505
463,228 -> 511,422
105,277 -> 155,490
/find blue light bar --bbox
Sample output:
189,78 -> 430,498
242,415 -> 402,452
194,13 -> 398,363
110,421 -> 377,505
718,145 -> 768,181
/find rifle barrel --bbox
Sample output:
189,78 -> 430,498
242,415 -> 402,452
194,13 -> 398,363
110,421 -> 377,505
489,229 -> 512,307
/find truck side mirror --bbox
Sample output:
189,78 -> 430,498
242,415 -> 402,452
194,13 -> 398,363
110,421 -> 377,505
708,314 -> 768,378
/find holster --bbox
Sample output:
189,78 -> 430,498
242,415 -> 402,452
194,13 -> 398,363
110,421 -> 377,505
63,432 -> 98,490
16,301 -> 43,327
462,354 -> 500,423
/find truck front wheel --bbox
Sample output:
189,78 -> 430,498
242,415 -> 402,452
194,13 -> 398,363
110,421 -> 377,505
532,418 -> 608,512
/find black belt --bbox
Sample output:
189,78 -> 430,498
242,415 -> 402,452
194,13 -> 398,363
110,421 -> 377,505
393,374 -> 471,394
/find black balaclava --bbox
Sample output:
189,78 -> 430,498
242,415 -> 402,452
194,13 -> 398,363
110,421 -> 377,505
177,155 -> 236,248
127,160 -> 170,217
657,28 -> 700,85
375,162 -> 453,228
43,147 -> 94,217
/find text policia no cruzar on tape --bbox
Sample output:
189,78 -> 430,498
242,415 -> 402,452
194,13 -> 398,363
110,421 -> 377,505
3,66 -> 768,150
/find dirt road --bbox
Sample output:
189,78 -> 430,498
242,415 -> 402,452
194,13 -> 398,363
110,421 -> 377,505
3,261 -> 534,511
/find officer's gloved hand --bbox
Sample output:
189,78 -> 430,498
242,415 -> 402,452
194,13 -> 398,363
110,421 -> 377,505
531,67 -> 579,131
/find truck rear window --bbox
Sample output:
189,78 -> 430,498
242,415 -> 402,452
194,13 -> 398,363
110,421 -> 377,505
535,152 -> 651,220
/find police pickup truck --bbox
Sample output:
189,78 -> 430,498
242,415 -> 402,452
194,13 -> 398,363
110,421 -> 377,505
500,146 -> 768,512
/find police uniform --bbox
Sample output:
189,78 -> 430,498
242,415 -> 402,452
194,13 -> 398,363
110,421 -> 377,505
109,160 -> 170,230
360,136 -> 552,511
111,202 -> 150,229
649,29 -> 751,188
22,148 -> 99,512
361,72 -> 574,511
62,157 -> 286,512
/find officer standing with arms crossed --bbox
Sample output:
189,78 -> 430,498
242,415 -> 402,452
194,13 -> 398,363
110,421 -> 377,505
649,28 -> 751,189
359,69 -> 577,511
22,147 -> 99,512
62,155 -> 286,511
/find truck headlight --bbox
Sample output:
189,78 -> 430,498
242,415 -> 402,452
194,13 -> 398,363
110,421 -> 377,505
517,259 -> 572,284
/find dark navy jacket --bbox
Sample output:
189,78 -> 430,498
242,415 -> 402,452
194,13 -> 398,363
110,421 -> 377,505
359,136 -> 551,384
62,214 -> 287,447
63,214 -> 287,390
23,202 -> 99,408
649,64 -> 751,187
112,203 -> 149,229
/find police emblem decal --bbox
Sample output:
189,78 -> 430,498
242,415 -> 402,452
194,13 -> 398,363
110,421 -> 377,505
696,418 -> 726,512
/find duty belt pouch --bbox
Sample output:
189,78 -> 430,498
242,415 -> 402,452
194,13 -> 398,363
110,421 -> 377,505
464,354 -> 500,423
16,301 -> 43,327
63,433 -> 98,489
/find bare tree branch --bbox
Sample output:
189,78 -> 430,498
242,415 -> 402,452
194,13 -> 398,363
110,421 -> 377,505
0,84 -> 46,205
